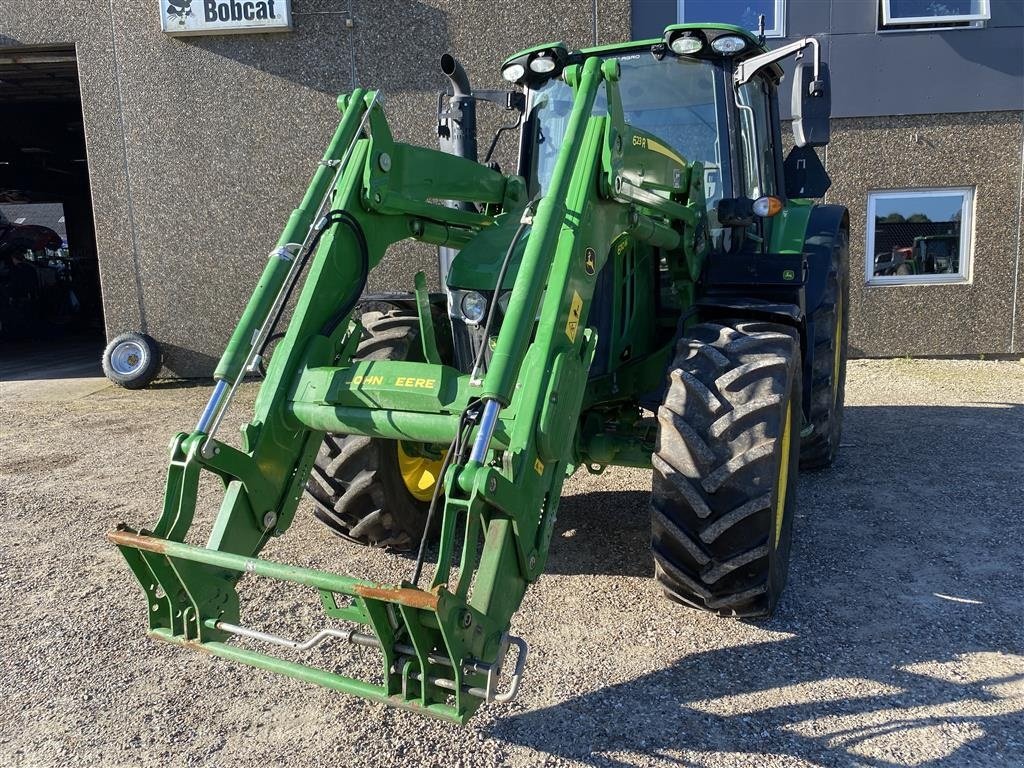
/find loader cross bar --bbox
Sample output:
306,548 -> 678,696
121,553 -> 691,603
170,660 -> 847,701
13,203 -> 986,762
107,527 -> 526,722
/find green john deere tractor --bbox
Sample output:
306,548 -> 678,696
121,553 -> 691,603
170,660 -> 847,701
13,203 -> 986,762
109,24 -> 849,723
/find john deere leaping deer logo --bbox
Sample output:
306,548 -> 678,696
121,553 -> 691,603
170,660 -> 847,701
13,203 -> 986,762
584,247 -> 596,276
166,0 -> 194,25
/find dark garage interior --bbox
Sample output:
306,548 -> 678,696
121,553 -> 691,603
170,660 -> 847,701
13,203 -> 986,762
0,45 -> 104,375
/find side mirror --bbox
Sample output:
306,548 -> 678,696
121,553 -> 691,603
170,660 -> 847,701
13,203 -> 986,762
792,60 -> 831,147
717,197 -> 755,227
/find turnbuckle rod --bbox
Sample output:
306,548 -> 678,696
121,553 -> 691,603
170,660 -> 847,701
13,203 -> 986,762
210,620 -> 501,688
213,620 -> 365,651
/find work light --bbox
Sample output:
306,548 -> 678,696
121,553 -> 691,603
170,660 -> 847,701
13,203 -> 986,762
502,63 -> 526,83
669,34 -> 704,55
529,52 -> 557,73
711,35 -> 747,54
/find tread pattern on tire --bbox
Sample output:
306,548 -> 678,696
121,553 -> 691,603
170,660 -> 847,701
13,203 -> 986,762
800,230 -> 849,470
651,320 -> 800,618
304,309 -> 426,550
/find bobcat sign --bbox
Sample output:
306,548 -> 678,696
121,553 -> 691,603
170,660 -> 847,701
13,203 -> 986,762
160,0 -> 292,35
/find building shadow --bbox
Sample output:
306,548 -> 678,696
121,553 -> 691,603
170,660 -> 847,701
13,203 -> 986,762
487,402 -> 1024,766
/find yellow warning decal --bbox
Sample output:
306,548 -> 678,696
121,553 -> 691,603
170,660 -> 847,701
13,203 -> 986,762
534,458 -> 545,475
565,290 -> 583,343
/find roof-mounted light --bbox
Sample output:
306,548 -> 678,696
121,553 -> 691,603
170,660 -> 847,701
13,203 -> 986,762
500,43 -> 569,88
711,35 -> 747,55
669,33 -> 704,55
529,51 -> 557,73
502,63 -> 526,83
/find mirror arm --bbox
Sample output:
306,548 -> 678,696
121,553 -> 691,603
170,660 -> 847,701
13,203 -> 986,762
735,37 -> 821,90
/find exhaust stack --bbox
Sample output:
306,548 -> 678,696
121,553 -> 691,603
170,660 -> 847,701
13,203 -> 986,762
437,54 -> 478,285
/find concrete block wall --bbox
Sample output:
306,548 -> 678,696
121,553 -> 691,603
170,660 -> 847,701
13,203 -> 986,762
1,1 -> 630,376
825,111 -> 1024,357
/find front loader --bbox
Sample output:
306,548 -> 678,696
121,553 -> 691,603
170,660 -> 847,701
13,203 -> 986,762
109,24 -> 849,723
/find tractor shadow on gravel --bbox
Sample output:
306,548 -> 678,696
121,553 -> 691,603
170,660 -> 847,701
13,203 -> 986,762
544,489 -> 654,578
489,403 -> 1024,767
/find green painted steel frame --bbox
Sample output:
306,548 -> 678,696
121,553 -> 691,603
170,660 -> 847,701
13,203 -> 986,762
110,53 -> 713,722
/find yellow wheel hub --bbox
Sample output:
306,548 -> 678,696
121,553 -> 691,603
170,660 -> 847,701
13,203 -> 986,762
396,442 -> 445,502
774,401 -> 793,546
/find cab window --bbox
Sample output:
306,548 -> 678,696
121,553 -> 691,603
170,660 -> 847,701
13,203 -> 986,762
735,75 -> 777,199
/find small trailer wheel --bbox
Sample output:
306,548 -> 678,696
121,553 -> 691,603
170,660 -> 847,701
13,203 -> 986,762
102,332 -> 161,389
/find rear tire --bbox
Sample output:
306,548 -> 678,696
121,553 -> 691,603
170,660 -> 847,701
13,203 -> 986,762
304,309 -> 436,550
800,228 -> 849,470
651,320 -> 801,618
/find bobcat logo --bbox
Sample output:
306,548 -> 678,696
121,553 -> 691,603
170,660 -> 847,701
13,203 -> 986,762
166,0 -> 194,25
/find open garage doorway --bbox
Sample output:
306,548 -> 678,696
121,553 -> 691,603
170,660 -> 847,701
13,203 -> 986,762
0,45 -> 104,381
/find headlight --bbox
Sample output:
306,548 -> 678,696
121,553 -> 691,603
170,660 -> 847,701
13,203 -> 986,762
529,52 -> 557,73
460,291 -> 487,324
711,35 -> 747,54
669,35 -> 704,55
497,291 -> 512,314
502,63 -> 526,83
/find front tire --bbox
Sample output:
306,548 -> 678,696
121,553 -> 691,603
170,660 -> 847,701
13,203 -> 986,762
650,320 -> 801,618
304,309 -> 441,550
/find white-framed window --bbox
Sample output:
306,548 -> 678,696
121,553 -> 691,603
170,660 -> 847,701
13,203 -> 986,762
879,0 -> 989,31
677,0 -> 786,39
866,188 -> 974,286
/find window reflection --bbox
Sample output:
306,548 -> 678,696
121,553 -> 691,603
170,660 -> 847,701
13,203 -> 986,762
868,189 -> 972,283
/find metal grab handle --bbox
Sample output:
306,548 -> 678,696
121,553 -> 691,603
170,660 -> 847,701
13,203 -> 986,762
491,635 -> 528,703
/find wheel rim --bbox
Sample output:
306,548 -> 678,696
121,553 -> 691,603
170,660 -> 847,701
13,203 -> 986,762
832,292 -> 843,406
396,442 -> 445,502
774,400 -> 793,546
110,341 -> 146,375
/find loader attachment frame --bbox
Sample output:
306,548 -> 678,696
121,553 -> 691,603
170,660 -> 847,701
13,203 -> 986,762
109,56 -> 708,722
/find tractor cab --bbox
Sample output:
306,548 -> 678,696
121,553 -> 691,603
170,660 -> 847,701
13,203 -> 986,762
506,24 -> 832,254
442,25 -> 834,383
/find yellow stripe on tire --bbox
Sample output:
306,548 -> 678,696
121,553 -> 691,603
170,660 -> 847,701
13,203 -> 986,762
774,401 -> 793,546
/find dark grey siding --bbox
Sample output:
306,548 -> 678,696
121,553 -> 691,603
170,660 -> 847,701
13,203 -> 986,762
632,0 -> 1024,118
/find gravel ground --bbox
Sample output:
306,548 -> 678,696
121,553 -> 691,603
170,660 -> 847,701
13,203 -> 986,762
1,358 -> 1022,767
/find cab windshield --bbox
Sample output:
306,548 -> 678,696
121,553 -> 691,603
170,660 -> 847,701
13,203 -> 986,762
527,52 -> 729,218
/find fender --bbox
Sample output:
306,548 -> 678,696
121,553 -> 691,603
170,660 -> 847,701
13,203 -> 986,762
803,204 -> 849,316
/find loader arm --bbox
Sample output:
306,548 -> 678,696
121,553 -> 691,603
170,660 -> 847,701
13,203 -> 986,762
109,57 -> 706,723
